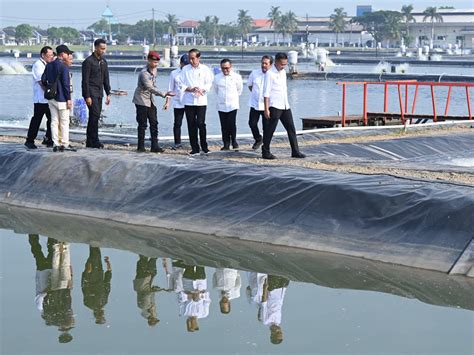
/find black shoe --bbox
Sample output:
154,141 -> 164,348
220,146 -> 230,151
252,139 -> 263,150
151,146 -> 165,153
97,142 -> 104,149
42,138 -> 53,147
53,146 -> 59,152
64,145 -> 77,152
189,150 -> 200,156
59,145 -> 65,152
137,147 -> 146,153
262,152 -> 276,160
232,142 -> 239,149
291,152 -> 306,158
201,148 -> 209,154
25,141 -> 37,150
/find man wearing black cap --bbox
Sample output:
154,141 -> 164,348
81,38 -> 111,149
42,44 -> 74,152
132,51 -> 174,152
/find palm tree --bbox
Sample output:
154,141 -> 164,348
423,7 -> 443,48
329,8 -> 347,46
237,9 -> 253,43
212,16 -> 219,46
401,4 -> 416,46
284,11 -> 298,45
164,13 -> 179,45
198,16 -> 213,44
267,6 -> 281,43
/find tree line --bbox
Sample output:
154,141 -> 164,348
330,5 -> 445,47
10,5 -> 446,47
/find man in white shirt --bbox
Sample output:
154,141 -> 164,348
212,268 -> 241,314
247,55 -> 273,150
214,59 -> 243,150
25,46 -> 54,149
263,52 -> 306,160
261,275 -> 289,345
164,54 -> 190,148
178,48 -> 214,155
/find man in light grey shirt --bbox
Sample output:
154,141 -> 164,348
132,51 -> 174,153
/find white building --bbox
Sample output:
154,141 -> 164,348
409,9 -> 474,49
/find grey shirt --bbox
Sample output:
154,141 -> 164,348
132,67 -> 166,107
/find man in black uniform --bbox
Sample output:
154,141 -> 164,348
81,38 -> 111,149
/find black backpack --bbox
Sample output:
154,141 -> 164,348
41,68 -> 62,100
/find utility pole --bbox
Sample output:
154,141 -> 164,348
152,8 -> 156,47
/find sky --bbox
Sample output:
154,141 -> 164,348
1,0 -> 473,29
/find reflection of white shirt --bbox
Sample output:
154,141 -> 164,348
246,272 -> 267,304
169,68 -> 184,109
178,63 -> 214,106
247,69 -> 266,110
178,291 -> 211,318
213,268 -> 241,300
213,71 -> 243,112
261,287 -> 286,326
32,58 -> 48,104
263,65 -> 290,110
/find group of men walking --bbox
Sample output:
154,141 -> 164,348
26,44 -> 305,160
25,39 -> 111,152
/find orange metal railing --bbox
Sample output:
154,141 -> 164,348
336,81 -> 474,127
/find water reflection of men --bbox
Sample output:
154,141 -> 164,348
171,260 -> 211,332
212,268 -> 241,314
133,255 -> 164,326
261,275 -> 289,345
81,247 -> 112,325
28,234 -> 74,343
247,272 -> 289,344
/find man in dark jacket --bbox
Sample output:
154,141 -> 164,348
43,44 -> 73,152
81,38 -> 111,149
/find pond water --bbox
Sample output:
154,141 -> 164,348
0,65 -> 471,138
0,210 -> 473,355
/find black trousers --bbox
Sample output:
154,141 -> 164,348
136,104 -> 158,141
218,110 -> 238,147
86,97 -> 103,147
173,108 -> 185,145
184,105 -> 208,153
26,103 -> 51,143
263,107 -> 300,154
248,107 -> 263,141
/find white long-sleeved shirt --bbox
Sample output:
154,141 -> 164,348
247,69 -> 266,111
263,64 -> 290,110
261,287 -> 286,326
32,58 -> 48,104
168,67 -> 184,109
213,71 -> 243,112
178,291 -> 211,318
178,63 -> 214,106
212,268 -> 241,300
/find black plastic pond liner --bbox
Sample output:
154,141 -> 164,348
0,142 -> 472,275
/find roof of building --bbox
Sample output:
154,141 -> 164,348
252,19 -> 271,28
3,27 -> 16,36
34,29 -> 48,36
179,20 -> 199,28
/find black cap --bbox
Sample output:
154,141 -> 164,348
56,44 -> 74,55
